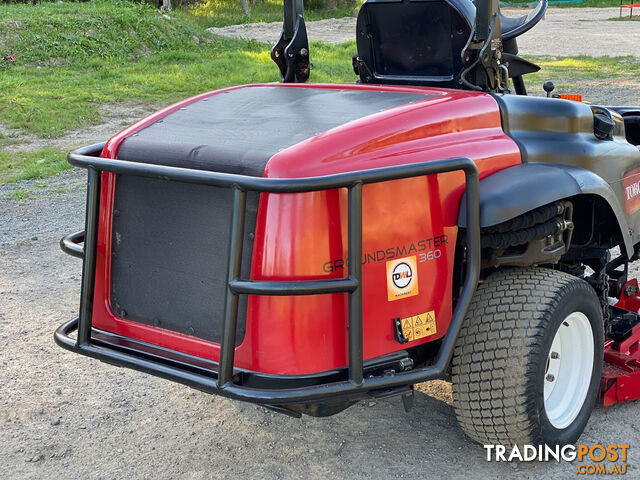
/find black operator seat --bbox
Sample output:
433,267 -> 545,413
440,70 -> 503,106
354,0 -> 547,87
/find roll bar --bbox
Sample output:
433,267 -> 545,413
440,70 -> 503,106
271,0 -> 310,82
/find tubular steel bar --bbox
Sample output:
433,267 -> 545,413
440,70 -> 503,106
68,144 -> 471,194
348,183 -> 364,386
218,187 -> 247,388
76,168 -> 101,346
229,278 -> 358,296
60,231 -> 85,259
56,142 -> 481,406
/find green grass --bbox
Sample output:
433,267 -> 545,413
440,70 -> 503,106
0,37 -> 357,137
0,0 -> 358,137
2,1 -> 636,137
553,0 -> 620,7
6,188 -> 35,201
4,50 -> 632,138
186,0 -> 359,28
527,55 -> 640,82
524,56 -> 640,96
0,0 -> 207,64
1,1 -> 639,185
0,148 -> 69,183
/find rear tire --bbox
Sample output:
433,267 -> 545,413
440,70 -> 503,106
451,267 -> 604,445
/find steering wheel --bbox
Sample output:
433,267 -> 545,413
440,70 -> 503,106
499,0 -> 548,41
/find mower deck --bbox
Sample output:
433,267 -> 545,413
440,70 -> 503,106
601,281 -> 640,406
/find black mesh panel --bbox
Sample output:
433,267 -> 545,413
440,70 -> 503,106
110,175 -> 257,345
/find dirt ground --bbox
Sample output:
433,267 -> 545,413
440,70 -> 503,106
2,170 -> 640,479
207,7 -> 640,58
1,103 -> 162,154
208,7 -> 640,105
2,5 -> 640,480
212,6 -> 640,104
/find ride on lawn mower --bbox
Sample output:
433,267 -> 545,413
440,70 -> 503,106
57,0 -> 640,446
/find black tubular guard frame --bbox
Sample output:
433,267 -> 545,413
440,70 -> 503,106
55,142 -> 481,406
60,230 -> 85,259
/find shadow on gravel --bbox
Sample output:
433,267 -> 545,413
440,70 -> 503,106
2,171 -> 639,480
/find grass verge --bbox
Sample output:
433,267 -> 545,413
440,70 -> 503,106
0,148 -> 69,184
2,53 -> 638,185
186,0 -> 360,28
0,38 -> 358,137
528,56 -> 640,81
0,0 -> 359,136
4,50 -> 636,138
1,1 -> 639,185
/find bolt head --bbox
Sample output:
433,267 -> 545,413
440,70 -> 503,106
546,374 -> 555,382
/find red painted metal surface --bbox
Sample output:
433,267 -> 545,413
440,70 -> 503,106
601,279 -> 640,406
91,83 -> 521,375
615,278 -> 640,313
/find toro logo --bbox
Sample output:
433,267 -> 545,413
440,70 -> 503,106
386,256 -> 419,301
623,167 -> 640,213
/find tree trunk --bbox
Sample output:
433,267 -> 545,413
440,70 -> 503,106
162,0 -> 172,11
241,0 -> 250,14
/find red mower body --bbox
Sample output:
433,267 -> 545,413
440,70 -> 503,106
56,0 -> 640,444
90,83 -> 520,376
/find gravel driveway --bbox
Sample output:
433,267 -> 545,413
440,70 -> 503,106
2,6 -> 640,479
205,6 -> 640,103
1,164 -> 640,480
207,8 -> 640,58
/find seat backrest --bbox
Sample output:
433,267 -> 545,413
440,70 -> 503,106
355,0 -> 475,87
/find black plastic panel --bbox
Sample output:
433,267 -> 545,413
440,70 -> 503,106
624,115 -> 640,146
606,107 -> 640,146
355,0 -> 473,87
117,86 -> 432,177
487,94 -> 640,253
457,163 -> 581,228
368,3 -> 454,77
110,175 -> 257,344
493,95 -> 640,182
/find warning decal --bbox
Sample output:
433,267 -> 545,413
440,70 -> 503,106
399,310 -> 437,341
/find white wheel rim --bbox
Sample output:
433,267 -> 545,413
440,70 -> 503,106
543,311 -> 594,429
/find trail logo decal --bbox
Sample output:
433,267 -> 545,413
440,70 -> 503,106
386,256 -> 419,301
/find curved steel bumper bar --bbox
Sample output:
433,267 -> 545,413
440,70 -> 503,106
60,231 -> 84,259
56,142 -> 481,406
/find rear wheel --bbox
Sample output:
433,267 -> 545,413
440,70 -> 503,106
451,267 -> 604,445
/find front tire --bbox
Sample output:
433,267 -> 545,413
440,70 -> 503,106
451,267 -> 604,445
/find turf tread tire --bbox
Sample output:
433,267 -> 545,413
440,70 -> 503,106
451,267 -> 603,446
